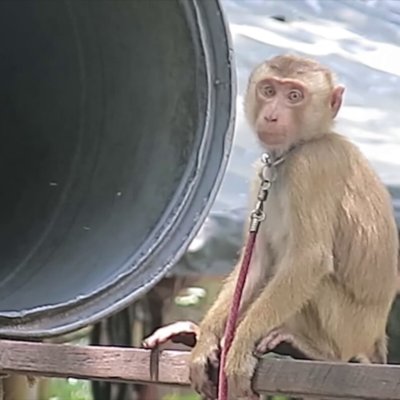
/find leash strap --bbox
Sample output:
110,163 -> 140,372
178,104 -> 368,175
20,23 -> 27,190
217,153 -> 278,400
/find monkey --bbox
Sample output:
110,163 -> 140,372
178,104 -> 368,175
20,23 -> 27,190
142,320 -> 313,400
187,54 -> 399,399
142,321 -> 385,363
142,321 -> 314,360
141,320 -> 383,400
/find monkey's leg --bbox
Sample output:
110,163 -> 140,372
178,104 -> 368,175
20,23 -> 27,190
255,329 -> 373,400
254,329 -> 327,400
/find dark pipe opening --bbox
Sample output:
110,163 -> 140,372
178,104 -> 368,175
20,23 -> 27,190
0,0 -> 235,337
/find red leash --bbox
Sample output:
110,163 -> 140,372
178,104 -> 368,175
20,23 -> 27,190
217,231 -> 258,399
217,153 -> 276,400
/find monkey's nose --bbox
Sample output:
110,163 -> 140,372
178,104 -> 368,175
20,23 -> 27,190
264,116 -> 278,123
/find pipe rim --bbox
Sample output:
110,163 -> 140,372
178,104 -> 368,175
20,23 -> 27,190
0,0 -> 236,338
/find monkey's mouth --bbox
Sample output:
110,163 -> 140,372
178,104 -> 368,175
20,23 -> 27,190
257,131 -> 287,147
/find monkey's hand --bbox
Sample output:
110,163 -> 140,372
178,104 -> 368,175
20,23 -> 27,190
189,331 -> 221,399
224,339 -> 259,399
142,321 -> 199,349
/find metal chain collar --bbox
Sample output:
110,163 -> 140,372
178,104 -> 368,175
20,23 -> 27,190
249,152 -> 286,232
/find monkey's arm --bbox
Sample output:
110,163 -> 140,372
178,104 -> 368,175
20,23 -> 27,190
189,171 -> 265,398
231,245 -> 332,350
198,261 -> 241,338
226,149 -> 337,381
198,168 -> 263,339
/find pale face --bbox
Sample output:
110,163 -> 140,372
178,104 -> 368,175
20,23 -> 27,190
253,78 -> 309,151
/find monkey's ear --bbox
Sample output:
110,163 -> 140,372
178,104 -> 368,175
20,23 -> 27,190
331,85 -> 345,118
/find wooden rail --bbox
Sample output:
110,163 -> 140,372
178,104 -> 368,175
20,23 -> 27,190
0,340 -> 399,399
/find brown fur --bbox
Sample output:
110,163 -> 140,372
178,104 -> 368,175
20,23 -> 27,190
189,54 -> 398,399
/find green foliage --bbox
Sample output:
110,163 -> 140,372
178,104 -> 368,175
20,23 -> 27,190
272,397 -> 289,400
48,378 -> 92,400
162,394 -> 200,400
48,373 -> 289,400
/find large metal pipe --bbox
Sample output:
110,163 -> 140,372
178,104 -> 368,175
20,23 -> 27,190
0,0 -> 235,337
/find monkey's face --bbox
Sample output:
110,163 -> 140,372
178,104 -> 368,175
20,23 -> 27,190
253,78 -> 308,150
244,56 -> 346,151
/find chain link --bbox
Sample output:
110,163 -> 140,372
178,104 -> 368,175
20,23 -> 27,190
249,152 -> 281,233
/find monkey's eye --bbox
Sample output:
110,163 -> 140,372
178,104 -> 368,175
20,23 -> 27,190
260,85 -> 275,98
288,89 -> 303,103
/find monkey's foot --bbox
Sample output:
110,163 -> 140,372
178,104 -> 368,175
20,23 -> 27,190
349,354 -> 371,363
254,328 -> 312,361
255,328 -> 294,354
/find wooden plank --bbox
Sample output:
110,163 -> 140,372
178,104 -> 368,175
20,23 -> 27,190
0,340 -> 189,386
254,359 -> 400,400
0,340 -> 400,399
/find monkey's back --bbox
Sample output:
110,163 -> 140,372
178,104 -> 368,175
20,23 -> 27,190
328,133 -> 398,305
287,133 -> 398,361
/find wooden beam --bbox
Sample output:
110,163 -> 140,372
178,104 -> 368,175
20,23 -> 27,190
0,340 -> 400,399
254,358 -> 400,399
